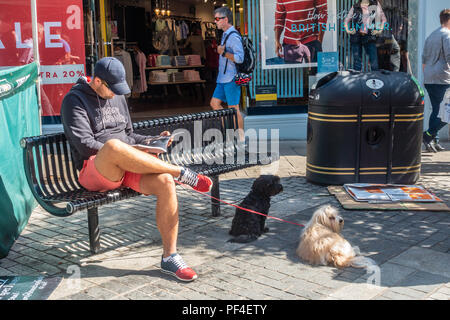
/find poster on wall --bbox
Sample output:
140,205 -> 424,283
0,0 -> 85,118
260,0 -> 337,70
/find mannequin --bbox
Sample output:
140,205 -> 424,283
344,0 -> 387,71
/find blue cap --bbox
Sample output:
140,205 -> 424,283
94,57 -> 130,95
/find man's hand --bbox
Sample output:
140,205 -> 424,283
160,131 -> 173,147
217,45 -> 225,56
372,29 -> 383,36
275,41 -> 283,58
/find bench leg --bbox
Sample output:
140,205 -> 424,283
87,207 -> 101,254
211,176 -> 220,217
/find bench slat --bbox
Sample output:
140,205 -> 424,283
22,108 -> 270,217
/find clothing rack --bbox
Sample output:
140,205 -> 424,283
152,14 -> 201,21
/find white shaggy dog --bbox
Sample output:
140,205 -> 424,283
296,205 -> 375,268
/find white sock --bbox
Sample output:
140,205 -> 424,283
163,253 -> 176,262
176,168 -> 185,180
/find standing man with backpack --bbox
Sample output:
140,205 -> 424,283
210,6 -> 245,139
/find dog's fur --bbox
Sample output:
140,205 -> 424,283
228,175 -> 283,243
296,205 -> 375,268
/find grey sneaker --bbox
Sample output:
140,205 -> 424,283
433,138 -> 445,152
423,133 -> 437,153
177,168 -> 212,193
160,253 -> 198,282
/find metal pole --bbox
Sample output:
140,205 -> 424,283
30,0 -> 42,133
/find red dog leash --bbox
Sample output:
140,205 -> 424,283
176,181 -> 305,228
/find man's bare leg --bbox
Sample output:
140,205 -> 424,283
94,139 -> 182,182
139,173 -> 179,258
228,104 -> 244,140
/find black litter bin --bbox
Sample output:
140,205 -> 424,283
306,70 -> 425,185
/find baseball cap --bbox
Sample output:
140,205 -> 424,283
94,57 -> 130,95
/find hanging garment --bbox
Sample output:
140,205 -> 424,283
114,48 -> 134,94
175,22 -> 182,41
154,27 -> 179,55
180,21 -> 189,40
184,35 -> 206,59
155,18 -> 166,32
133,50 -> 148,93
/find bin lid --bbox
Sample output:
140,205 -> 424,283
309,70 -> 424,108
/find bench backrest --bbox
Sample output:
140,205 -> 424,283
22,108 -> 238,199
133,108 -> 240,167
21,133 -> 80,199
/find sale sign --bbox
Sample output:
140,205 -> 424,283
0,0 -> 85,117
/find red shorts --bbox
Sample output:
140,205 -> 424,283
78,155 -> 143,193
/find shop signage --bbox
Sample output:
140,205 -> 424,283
255,85 -> 277,107
317,51 -> 338,74
260,0 -> 338,70
0,0 -> 85,117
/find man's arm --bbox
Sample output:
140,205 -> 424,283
444,32 -> 450,64
275,0 -> 286,57
60,95 -> 104,157
120,96 -> 158,144
275,28 -> 283,58
217,33 -> 244,64
317,0 -> 328,43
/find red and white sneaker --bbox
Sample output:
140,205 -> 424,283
161,253 -> 198,282
177,168 -> 213,193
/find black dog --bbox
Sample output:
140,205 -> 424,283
228,175 -> 283,243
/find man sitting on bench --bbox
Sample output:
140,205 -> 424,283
61,57 -> 213,282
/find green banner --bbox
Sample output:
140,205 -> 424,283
0,62 -> 40,258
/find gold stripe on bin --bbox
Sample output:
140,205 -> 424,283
307,163 -> 355,171
307,163 -> 421,176
306,168 -> 354,176
308,112 -> 358,118
308,116 -> 358,123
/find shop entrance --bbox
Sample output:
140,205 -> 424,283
89,0 -> 246,121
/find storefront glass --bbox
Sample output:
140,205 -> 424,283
0,0 -> 86,124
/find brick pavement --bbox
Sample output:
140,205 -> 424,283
0,141 -> 449,300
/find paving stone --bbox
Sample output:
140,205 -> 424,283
394,271 -> 449,294
389,247 -> 450,278
329,283 -> 386,300
3,141 -> 449,300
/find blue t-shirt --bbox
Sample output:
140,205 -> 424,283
217,26 -> 244,83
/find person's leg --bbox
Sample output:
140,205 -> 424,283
137,173 -> 179,257
210,97 -> 223,110
93,139 -> 212,192
94,139 -> 182,182
210,83 -> 225,110
123,171 -> 197,281
224,81 -> 244,140
390,36 -> 401,72
351,43 -> 363,71
424,84 -> 449,137
365,41 -> 379,71
424,84 -> 450,150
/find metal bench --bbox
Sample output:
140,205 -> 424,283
21,108 -> 271,254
